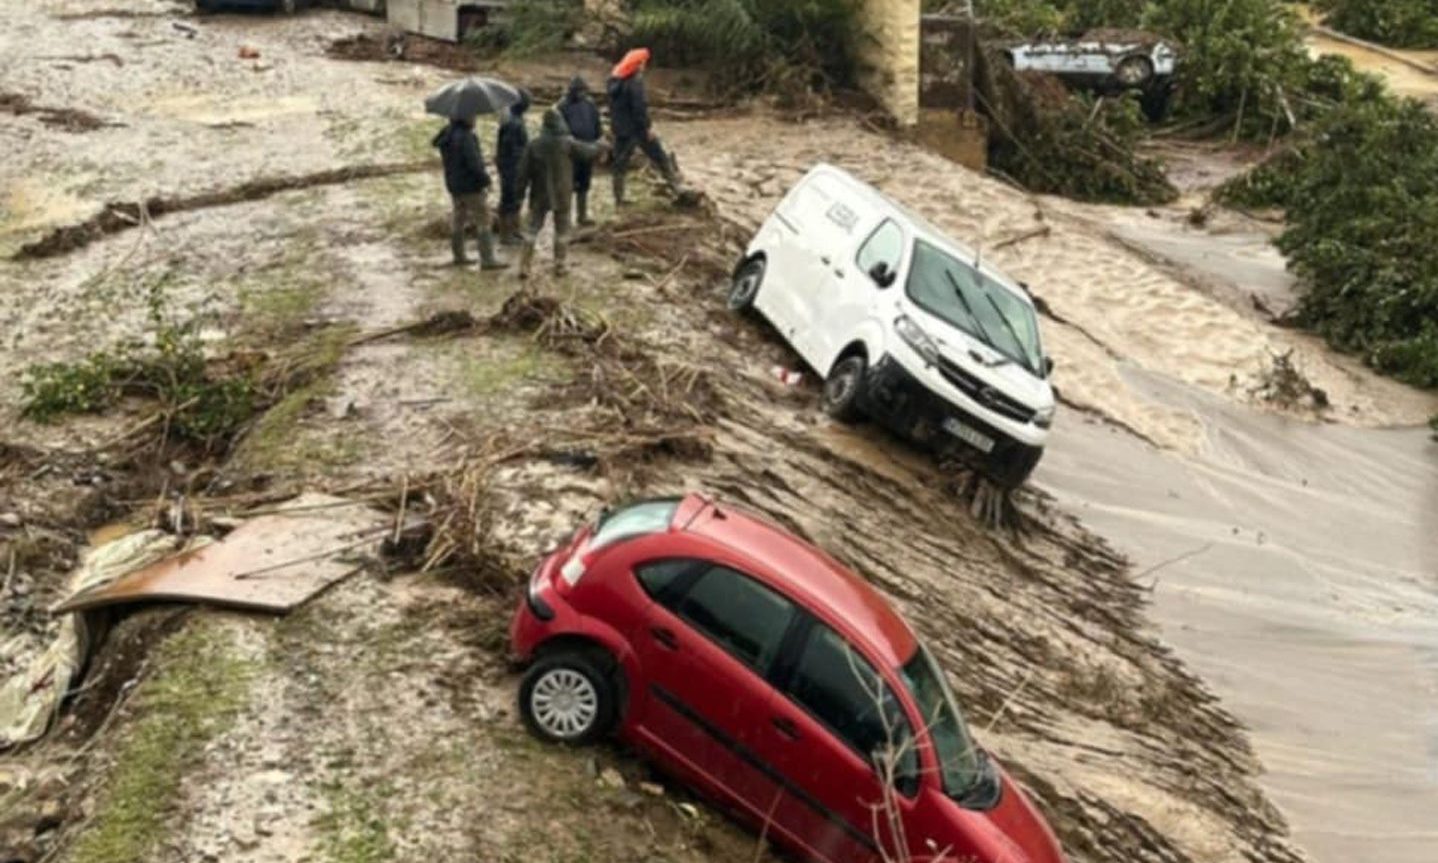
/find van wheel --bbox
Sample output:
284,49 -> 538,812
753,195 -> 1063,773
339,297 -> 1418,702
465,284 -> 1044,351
728,257 -> 764,313
823,355 -> 867,422
519,649 -> 618,745
991,446 -> 1043,489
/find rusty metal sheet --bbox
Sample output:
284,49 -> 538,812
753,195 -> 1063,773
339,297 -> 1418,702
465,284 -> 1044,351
54,495 -> 387,614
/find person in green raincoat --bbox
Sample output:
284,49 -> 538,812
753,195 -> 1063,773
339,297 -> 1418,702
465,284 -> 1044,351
515,108 -> 607,278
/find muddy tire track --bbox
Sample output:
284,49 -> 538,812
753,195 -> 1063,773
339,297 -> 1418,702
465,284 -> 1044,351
12,161 -> 434,260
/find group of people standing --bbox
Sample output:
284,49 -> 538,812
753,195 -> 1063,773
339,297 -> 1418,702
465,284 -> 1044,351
433,47 -> 686,279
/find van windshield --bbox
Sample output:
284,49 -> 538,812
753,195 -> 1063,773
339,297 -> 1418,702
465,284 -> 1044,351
899,644 -> 984,799
906,240 -> 1043,375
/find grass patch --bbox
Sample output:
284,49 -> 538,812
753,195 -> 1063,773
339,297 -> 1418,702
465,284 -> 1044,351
236,228 -> 330,337
67,622 -> 255,863
313,780 -> 398,863
450,339 -> 574,399
230,325 -> 358,474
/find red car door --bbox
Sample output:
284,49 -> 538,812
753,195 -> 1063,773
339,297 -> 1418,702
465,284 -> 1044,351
628,559 -> 799,818
750,618 -> 922,863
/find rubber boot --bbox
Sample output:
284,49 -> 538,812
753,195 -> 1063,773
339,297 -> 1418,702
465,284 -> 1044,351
451,225 -> 471,266
517,240 -> 535,281
479,229 -> 509,271
658,151 -> 687,197
499,212 -> 523,247
576,192 -> 594,227
612,172 -> 627,208
553,229 -> 569,277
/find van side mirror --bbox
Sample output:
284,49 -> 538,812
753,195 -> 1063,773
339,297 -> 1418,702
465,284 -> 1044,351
1044,356 -> 1056,377
868,261 -> 897,288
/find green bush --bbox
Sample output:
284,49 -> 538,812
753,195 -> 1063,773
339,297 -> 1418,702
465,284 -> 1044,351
1315,0 -> 1438,49
622,0 -> 865,93
1238,96 -> 1438,389
468,0 -> 586,56
21,280 -> 257,447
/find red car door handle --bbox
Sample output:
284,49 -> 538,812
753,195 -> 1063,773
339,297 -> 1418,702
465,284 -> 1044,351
650,627 -> 679,649
771,716 -> 800,740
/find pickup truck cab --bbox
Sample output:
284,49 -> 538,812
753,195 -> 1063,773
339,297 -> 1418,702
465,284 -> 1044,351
730,164 -> 1055,487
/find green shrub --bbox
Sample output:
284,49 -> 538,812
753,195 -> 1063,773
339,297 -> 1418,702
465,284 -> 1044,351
1315,0 -> 1438,49
467,0 -> 586,56
622,0 -> 865,93
20,279 -> 257,447
1237,96 -> 1438,389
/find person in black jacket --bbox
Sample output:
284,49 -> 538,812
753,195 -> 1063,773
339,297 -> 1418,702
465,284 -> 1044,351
558,76 -> 601,225
432,116 -> 506,270
606,50 -> 685,206
495,90 -> 531,246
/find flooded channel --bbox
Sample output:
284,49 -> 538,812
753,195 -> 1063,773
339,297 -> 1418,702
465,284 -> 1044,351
1037,223 -> 1438,863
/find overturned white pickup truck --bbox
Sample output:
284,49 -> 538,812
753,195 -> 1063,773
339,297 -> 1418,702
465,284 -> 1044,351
1002,30 -> 1179,118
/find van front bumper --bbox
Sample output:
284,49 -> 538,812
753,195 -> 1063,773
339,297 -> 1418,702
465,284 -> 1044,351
857,356 -> 1043,487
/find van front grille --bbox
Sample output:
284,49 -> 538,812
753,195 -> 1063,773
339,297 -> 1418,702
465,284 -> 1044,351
935,357 -> 1036,424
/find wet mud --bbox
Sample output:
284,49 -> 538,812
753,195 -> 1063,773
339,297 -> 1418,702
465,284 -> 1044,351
4,4 -> 1433,863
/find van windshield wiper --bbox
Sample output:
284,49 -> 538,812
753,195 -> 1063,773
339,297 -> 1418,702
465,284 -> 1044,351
983,292 -> 1035,373
943,270 -> 1008,366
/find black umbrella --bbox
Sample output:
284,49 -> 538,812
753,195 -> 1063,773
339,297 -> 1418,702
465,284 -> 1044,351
424,76 -> 521,120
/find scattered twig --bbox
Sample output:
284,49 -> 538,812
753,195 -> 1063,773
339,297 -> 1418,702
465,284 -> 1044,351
1137,542 -> 1213,590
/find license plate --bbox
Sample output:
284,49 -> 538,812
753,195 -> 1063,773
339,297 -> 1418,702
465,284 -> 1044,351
943,417 -> 995,453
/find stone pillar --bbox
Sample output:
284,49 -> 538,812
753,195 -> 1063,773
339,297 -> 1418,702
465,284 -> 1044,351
857,0 -> 922,127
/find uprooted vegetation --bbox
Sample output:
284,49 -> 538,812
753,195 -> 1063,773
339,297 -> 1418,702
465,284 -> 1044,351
1248,350 -> 1330,412
1315,0 -> 1438,49
1219,94 -> 1438,390
19,277 -> 347,455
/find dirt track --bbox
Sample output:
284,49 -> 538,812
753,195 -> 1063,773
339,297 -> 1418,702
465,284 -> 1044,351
3,4 -> 1433,863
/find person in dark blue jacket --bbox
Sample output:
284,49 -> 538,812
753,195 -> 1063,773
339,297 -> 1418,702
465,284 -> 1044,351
606,48 -> 685,206
558,76 -> 602,225
432,116 -> 506,270
495,90 -> 531,245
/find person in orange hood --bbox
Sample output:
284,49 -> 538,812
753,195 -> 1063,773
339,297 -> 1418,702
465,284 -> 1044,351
606,47 -> 686,205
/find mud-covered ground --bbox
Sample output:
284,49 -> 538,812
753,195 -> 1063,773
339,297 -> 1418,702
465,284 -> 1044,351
4,4 -> 1435,863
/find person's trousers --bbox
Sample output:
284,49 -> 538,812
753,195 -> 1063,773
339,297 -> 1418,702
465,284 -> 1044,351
612,134 -> 679,202
519,206 -> 572,275
450,192 -> 492,263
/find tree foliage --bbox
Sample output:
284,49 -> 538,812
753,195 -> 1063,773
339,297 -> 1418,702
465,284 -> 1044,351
1227,96 -> 1438,389
1315,0 -> 1438,49
621,0 -> 865,93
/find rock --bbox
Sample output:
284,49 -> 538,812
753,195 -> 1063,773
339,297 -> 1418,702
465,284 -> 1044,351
598,767 -> 625,790
613,789 -> 643,811
0,512 -> 21,528
638,781 -> 664,797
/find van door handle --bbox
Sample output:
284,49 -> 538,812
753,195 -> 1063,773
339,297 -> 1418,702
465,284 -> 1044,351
771,716 -> 800,740
650,627 -> 679,650
833,268 -> 845,278
820,255 -> 832,265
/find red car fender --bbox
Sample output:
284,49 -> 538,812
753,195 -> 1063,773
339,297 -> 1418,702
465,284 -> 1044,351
578,613 -> 644,719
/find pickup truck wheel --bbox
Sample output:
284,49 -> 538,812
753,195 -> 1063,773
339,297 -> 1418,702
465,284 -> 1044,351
728,257 -> 764,313
519,649 -> 618,745
823,355 -> 867,422
1115,56 -> 1154,88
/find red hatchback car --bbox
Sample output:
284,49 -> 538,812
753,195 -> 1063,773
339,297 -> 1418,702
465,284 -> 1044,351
510,494 -> 1065,863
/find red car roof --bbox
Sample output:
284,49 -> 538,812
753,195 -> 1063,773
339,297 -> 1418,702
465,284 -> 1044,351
678,494 -> 919,670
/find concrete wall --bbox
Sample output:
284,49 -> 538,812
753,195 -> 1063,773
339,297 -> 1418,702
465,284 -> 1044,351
857,0 -> 922,127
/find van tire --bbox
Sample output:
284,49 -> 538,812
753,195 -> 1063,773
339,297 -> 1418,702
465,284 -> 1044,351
990,446 -> 1043,489
728,257 -> 764,313
519,649 -> 618,745
823,355 -> 867,422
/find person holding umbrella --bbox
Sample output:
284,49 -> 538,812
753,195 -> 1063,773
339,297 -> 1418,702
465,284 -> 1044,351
607,47 -> 686,206
558,76 -> 601,226
515,108 -> 607,279
425,76 -> 521,270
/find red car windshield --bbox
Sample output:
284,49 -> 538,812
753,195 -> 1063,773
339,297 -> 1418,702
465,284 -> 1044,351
900,644 -> 984,798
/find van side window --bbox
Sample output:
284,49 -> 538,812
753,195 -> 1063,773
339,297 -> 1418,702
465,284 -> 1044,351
856,220 -> 904,284
785,623 -> 918,784
673,565 -> 796,672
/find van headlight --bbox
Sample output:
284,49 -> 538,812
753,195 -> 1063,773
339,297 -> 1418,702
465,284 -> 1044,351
1034,404 -> 1055,429
894,315 -> 939,366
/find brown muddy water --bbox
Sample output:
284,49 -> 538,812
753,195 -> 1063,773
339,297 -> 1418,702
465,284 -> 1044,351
1038,223 -> 1438,863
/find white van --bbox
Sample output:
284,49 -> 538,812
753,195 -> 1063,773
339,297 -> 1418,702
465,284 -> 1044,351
729,163 -> 1056,487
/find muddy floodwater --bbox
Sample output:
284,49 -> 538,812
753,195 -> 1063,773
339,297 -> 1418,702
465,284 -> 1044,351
1040,217 -> 1438,863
